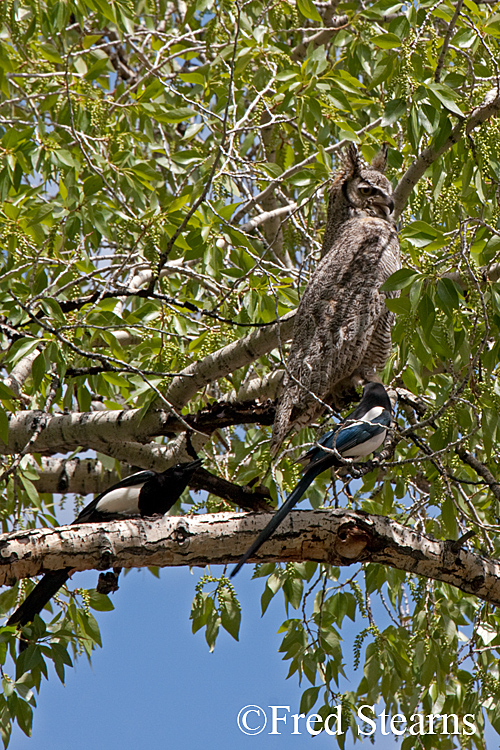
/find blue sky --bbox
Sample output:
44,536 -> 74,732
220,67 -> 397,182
10,563 -> 409,750
9,561 -> 495,749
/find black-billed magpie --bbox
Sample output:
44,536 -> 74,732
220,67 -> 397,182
7,459 -> 202,633
231,383 -> 391,577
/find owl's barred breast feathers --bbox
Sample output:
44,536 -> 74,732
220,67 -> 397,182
270,144 -> 401,456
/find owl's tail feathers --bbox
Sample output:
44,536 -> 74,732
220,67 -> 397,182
7,568 -> 73,648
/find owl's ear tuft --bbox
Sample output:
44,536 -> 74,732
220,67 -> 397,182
370,143 -> 389,173
342,143 -> 362,176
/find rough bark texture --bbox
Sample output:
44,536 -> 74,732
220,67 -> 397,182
1,400 -> 276,456
1,510 -> 498,606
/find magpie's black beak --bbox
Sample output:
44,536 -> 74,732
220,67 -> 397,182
182,458 -> 203,472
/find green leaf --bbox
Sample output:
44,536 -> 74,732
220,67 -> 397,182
436,277 -> 461,314
418,292 -> 435,337
385,296 -> 411,315
38,44 -> 63,64
371,33 -> 402,48
19,474 -> 40,507
296,0 -> 323,22
427,82 -> 464,117
82,34 -> 104,49
300,686 -> 320,714
154,106 -> 197,123
204,609 -> 220,652
283,576 -> 303,610
4,339 -> 39,368
380,268 -> 420,291
381,97 -> 406,126
179,71 -> 206,86
87,591 -> 115,612
219,588 -> 241,641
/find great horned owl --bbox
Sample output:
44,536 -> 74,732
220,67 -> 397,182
270,143 -> 400,456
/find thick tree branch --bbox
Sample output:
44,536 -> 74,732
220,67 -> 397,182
1,510 -> 498,606
393,89 -> 500,219
1,400 -> 276,456
163,313 -> 295,408
225,371 -> 284,402
3,348 -> 40,400
29,456 -> 135,495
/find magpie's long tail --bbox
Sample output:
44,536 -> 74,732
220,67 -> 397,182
7,568 -> 72,629
231,466 -> 322,577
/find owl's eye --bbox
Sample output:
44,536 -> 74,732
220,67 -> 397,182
358,186 -> 374,196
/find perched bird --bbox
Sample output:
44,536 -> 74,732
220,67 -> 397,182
232,383 -> 391,577
7,460 -> 202,634
270,143 -> 400,456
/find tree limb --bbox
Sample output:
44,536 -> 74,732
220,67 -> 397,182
1,400 -> 276,456
163,312 -> 295,409
434,0 -> 464,83
1,510 -> 498,606
393,89 -> 500,219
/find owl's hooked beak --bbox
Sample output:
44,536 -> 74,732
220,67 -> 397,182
372,194 -> 394,218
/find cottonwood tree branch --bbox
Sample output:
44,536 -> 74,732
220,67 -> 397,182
225,371 -> 284,402
393,89 -> 500,219
258,111 -> 294,268
240,204 -> 297,233
455,447 -> 500,502
1,510 -> 498,606
28,456 -> 135,495
190,467 -> 273,511
0,400 -> 276,456
27,455 -> 272,511
434,0 -> 464,83
163,312 -> 295,409
3,348 -> 40,400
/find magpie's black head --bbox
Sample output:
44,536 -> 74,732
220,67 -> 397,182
140,459 -> 203,517
169,459 -> 202,479
362,382 -> 392,412
160,459 -> 202,489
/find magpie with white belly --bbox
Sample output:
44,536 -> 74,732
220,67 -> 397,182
7,459 -> 202,633
231,383 -> 391,577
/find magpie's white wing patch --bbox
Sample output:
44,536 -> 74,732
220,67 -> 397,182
359,405 -> 385,422
95,484 -> 144,516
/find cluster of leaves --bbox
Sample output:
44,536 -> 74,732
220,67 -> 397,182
0,586 -> 112,745
1,0 -> 500,746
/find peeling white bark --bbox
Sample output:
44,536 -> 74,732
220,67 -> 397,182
3,349 -> 40,399
225,370 -> 284,402
26,456 -> 131,495
0,315 -> 294,458
1,510 -> 498,606
2,408 -> 171,455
